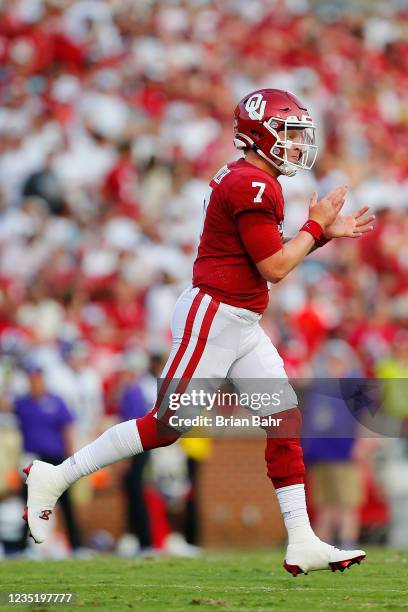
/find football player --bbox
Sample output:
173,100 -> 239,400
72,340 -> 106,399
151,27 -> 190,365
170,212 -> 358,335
24,89 -> 374,575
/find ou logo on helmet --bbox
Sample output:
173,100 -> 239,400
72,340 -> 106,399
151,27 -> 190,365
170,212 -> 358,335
245,94 -> 266,120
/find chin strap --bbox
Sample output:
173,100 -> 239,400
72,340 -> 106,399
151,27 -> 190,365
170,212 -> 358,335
254,146 -> 297,177
280,163 -> 297,178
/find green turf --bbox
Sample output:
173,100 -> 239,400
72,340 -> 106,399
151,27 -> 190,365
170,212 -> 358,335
0,548 -> 407,611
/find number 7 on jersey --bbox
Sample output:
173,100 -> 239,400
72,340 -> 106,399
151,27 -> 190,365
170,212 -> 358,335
252,181 -> 266,203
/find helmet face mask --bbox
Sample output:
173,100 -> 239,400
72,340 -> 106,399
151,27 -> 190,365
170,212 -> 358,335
233,89 -> 318,177
264,117 -> 318,175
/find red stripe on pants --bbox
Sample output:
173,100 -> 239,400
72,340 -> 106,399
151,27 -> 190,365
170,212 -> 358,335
177,298 -> 219,391
153,290 -> 205,414
159,297 -> 219,426
139,295 -> 219,450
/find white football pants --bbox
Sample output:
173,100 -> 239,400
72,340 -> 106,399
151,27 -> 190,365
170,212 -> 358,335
155,286 -> 297,430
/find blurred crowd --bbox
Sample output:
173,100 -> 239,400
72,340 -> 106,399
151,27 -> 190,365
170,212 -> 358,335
0,0 -> 408,556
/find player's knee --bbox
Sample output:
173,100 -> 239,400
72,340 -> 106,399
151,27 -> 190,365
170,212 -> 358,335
265,435 -> 304,466
137,412 -> 181,451
261,406 -> 302,438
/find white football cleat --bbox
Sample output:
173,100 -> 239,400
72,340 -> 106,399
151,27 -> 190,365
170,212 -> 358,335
284,539 -> 366,576
22,461 -> 69,544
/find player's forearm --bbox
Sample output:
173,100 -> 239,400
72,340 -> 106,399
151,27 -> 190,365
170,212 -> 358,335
284,235 -> 317,254
256,232 -> 315,283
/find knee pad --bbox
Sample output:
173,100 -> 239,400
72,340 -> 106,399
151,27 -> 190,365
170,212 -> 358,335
137,412 -> 180,451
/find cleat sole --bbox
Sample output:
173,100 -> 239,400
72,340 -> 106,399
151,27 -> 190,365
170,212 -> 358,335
284,554 -> 366,576
22,505 -> 40,544
329,555 -> 366,573
22,470 -> 42,544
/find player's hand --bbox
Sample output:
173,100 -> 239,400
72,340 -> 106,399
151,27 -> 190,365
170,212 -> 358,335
308,186 -> 347,228
324,206 -> 375,239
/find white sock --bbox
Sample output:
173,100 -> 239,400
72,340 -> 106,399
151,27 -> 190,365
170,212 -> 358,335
275,484 -> 317,544
59,420 -> 143,485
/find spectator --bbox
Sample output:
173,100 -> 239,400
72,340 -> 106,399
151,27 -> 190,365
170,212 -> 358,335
4,363 -> 83,553
117,352 -> 152,554
375,330 -> 408,548
22,151 -> 65,216
103,140 -> 140,219
302,340 -> 364,549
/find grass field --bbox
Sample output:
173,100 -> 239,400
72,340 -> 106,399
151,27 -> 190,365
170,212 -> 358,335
0,548 -> 407,611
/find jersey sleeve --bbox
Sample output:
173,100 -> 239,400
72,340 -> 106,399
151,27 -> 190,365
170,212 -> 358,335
236,210 -> 283,263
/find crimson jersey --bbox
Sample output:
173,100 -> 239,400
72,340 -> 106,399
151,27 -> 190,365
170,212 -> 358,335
193,158 -> 284,313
